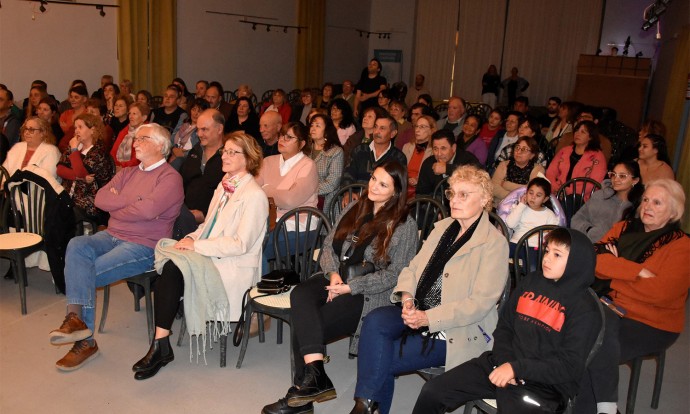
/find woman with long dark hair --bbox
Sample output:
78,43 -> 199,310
329,98 -> 357,146
262,161 -> 419,414
637,133 -> 674,183
225,96 -> 260,140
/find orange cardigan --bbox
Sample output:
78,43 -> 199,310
595,221 -> 690,333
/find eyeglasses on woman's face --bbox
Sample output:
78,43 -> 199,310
279,133 -> 298,142
445,189 -> 479,201
608,171 -> 632,180
221,149 -> 244,157
513,145 -> 532,153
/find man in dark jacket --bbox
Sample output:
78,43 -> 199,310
341,115 -> 406,187
415,130 -> 480,197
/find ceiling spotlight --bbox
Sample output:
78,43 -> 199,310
97,5 -> 105,17
378,33 -> 382,39
39,0 -> 46,12
359,31 -> 363,38
366,33 -> 370,38
266,25 -> 271,32
283,26 -> 287,33
636,51 -> 644,57
252,23 -> 257,30
297,28 -> 301,34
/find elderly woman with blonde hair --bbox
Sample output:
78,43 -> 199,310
346,165 -> 510,414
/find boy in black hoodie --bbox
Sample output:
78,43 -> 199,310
412,228 -> 601,413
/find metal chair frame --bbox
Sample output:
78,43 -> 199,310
325,183 -> 366,226
407,196 -> 447,252
556,177 -> 602,227
0,180 -> 47,314
235,207 -> 331,374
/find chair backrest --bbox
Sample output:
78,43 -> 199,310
407,196 -> 448,252
9,180 -> 47,235
273,207 -> 332,281
488,211 -> 510,242
512,224 -> 560,285
326,183 -> 366,225
432,176 -> 450,212
287,89 -> 302,105
249,93 -> 258,107
0,166 -> 10,233
261,89 -> 274,104
466,102 -> 492,121
223,90 -> 236,103
556,177 -> 602,227
151,95 -> 163,109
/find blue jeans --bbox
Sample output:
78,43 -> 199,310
261,229 -> 317,275
355,306 -> 447,414
65,231 -> 155,335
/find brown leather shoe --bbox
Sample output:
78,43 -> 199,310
49,312 -> 92,345
56,340 -> 99,371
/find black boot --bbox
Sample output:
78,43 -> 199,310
132,336 -> 174,380
286,360 -> 336,407
349,398 -> 379,414
262,387 -> 314,414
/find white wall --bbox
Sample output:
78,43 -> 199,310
176,0 -> 298,98
323,0 -> 372,85
0,0 -> 118,103
367,0 -> 416,86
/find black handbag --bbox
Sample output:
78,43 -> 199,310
338,234 -> 375,282
256,269 -> 300,294
339,261 -> 375,282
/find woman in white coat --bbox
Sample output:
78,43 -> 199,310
2,117 -> 61,180
131,131 -> 268,380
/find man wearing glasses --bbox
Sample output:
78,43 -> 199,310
48,122 -> 184,372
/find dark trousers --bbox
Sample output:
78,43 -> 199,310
290,276 -> 364,384
153,261 -> 185,331
413,352 -> 566,414
577,307 -> 679,406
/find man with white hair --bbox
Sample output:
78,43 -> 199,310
48,123 -> 184,372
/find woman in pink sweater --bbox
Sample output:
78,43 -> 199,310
257,122 -> 319,273
546,121 -> 606,200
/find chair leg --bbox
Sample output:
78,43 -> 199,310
276,319 -> 283,344
236,300 -> 253,369
651,351 -> 665,409
462,401 -> 476,414
258,313 -> 266,343
13,254 -> 28,315
98,285 -> 110,333
626,357 -> 643,414
220,334 -> 227,368
177,315 -> 186,347
142,280 -> 154,344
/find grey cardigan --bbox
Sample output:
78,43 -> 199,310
571,179 -> 632,242
320,201 -> 418,354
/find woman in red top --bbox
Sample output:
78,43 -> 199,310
402,115 -> 435,198
110,102 -> 150,171
57,113 -> 114,225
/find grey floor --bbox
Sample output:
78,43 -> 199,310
0,266 -> 688,414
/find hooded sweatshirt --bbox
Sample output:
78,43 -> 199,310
491,228 -> 601,399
